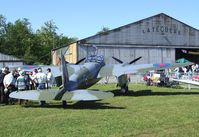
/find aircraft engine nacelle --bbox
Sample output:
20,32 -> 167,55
117,74 -> 129,94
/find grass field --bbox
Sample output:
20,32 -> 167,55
1,83 -> 199,137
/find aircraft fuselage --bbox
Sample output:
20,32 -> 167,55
67,55 -> 105,91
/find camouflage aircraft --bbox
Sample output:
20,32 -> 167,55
9,53 -> 114,107
9,48 -> 191,107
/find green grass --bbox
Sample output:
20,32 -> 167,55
1,83 -> 199,137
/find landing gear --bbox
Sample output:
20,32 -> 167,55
121,86 -> 128,94
39,101 -> 46,106
62,101 -> 67,108
117,74 -> 129,94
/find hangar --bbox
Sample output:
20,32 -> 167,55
0,53 -> 23,68
52,13 -> 199,65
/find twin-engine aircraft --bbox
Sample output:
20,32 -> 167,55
10,50 -> 191,107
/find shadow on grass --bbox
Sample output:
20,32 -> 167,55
109,89 -> 199,97
24,101 -> 125,110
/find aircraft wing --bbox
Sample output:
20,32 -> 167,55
171,78 -> 199,86
9,89 -> 114,101
98,62 -> 192,77
9,65 -> 62,77
9,64 -> 82,78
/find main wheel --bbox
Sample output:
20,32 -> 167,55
62,101 -> 67,108
121,86 -> 128,94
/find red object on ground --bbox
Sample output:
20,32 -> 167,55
193,75 -> 199,80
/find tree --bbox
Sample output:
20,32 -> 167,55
36,20 -> 61,64
36,20 -> 77,64
0,15 -> 7,35
97,27 -> 110,34
0,15 -> 7,52
3,19 -> 33,58
0,16 -> 77,65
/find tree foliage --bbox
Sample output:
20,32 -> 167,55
97,27 -> 110,34
0,15 -> 77,65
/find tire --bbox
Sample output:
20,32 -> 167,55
121,86 -> 128,94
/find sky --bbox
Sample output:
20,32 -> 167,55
0,0 -> 199,39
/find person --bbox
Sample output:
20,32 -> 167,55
15,70 -> 26,91
31,68 -> 47,90
15,70 -> 26,104
0,68 -> 6,103
30,68 -> 47,105
174,67 -> 180,79
192,64 -> 196,74
188,68 -> 193,80
182,67 -> 187,75
3,69 -> 17,105
31,69 -> 38,89
4,67 -> 10,74
17,67 -> 22,72
46,68 -> 54,88
24,71 -> 31,90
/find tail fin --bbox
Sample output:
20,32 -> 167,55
61,52 -> 69,89
54,52 -> 69,100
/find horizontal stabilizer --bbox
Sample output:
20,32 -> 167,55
9,89 -> 114,101
9,89 -> 59,101
62,90 -> 114,101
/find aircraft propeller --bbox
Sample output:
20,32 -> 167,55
75,58 -> 86,64
112,56 -> 142,64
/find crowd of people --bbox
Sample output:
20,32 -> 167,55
143,64 -> 199,86
0,67 -> 54,105
174,64 -> 199,79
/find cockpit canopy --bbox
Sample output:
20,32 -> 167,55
85,55 -> 104,64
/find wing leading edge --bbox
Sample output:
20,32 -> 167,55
98,62 -> 192,77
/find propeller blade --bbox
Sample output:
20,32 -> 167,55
129,56 -> 142,64
112,56 -> 123,64
75,58 -> 86,64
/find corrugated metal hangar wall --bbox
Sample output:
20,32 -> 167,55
0,53 -> 23,68
77,45 -> 175,64
52,13 -> 199,65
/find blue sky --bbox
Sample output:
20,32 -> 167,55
0,0 -> 198,39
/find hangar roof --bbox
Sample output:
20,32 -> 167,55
78,13 -> 199,48
0,53 -> 23,62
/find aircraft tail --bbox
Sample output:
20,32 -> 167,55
54,52 -> 69,100
61,52 -> 69,89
